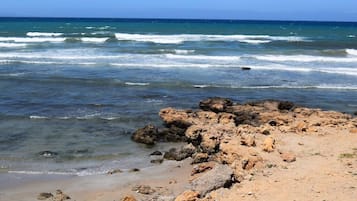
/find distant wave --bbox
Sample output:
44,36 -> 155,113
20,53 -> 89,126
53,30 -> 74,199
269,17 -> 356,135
192,84 -> 357,90
254,55 -> 357,63
80,37 -> 109,43
124,82 -> 150,86
346,49 -> 357,56
0,37 -> 66,43
0,52 -> 127,60
0,42 -> 27,48
114,33 -> 308,44
165,54 -> 242,61
29,115 -> 49,119
173,49 -> 195,54
26,32 -> 63,37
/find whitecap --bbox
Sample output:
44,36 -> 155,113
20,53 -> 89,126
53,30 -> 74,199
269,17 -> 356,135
26,32 -> 63,37
114,33 -> 308,44
29,115 -> 48,119
0,42 -> 27,48
346,49 -> 357,56
173,49 -> 195,54
0,37 -> 66,43
193,84 -> 210,88
81,37 -> 109,43
254,55 -> 357,63
125,82 -> 150,86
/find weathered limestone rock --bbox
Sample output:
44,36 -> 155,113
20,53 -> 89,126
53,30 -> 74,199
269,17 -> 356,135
280,152 -> 296,163
175,190 -> 200,201
262,137 -> 275,152
199,97 -> 233,113
191,164 -> 233,196
159,108 -> 193,128
192,153 -> 209,164
122,195 -> 137,201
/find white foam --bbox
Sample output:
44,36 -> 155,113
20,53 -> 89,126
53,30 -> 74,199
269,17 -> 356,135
254,55 -> 357,63
0,42 -> 27,48
165,54 -> 242,61
193,84 -> 210,88
346,49 -> 357,56
81,37 -> 109,43
99,26 -> 111,30
239,39 -> 271,44
26,32 -> 63,37
115,33 -> 307,44
125,82 -> 150,86
29,115 -> 48,119
0,37 -> 66,43
173,49 -> 195,54
347,35 -> 356,38
237,85 -> 357,90
0,52 -> 126,60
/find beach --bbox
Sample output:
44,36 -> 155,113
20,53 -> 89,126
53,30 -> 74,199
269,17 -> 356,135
1,98 -> 357,200
0,18 -> 357,200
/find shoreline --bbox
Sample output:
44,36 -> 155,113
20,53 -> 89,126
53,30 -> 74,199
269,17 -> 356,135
1,98 -> 356,201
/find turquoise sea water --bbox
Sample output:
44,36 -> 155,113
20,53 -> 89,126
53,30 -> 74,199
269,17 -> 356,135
0,18 -> 356,175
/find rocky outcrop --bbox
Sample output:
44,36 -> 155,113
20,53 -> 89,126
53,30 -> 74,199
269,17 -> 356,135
131,98 -> 357,199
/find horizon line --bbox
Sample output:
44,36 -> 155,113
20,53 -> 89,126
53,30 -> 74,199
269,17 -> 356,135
0,16 -> 356,23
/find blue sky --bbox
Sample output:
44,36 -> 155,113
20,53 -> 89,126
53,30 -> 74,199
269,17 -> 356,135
1,0 -> 357,21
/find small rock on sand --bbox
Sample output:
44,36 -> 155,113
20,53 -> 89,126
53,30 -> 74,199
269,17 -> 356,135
280,152 -> 297,163
37,192 -> 53,200
122,195 -> 137,201
132,185 -> 156,195
191,164 -> 233,196
262,137 -> 275,152
175,190 -> 200,201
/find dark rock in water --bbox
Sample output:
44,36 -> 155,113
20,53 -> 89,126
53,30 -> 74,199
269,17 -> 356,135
241,67 -> 251,71
278,101 -> 295,111
158,125 -> 188,142
150,159 -> 164,164
129,168 -> 140,172
107,169 -> 123,175
234,111 -> 260,126
37,192 -> 53,200
164,144 -> 196,161
150,151 -> 163,156
353,111 -> 357,116
199,97 -> 233,113
39,151 -> 58,158
268,120 -> 277,126
131,124 -> 158,145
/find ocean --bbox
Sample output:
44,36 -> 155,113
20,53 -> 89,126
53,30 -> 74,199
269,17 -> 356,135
0,18 -> 356,176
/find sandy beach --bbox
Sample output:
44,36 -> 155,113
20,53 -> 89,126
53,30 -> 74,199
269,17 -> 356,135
1,98 -> 356,201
